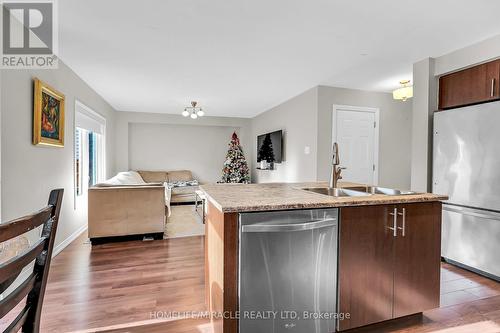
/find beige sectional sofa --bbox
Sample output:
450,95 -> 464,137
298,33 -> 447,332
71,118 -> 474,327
137,170 -> 200,203
88,185 -> 165,242
88,170 -> 199,243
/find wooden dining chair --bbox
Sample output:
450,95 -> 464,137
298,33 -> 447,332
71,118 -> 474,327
0,189 -> 63,333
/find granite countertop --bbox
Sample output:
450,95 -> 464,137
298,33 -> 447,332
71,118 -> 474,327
199,181 -> 448,213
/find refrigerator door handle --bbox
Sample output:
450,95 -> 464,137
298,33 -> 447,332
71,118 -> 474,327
443,205 -> 500,220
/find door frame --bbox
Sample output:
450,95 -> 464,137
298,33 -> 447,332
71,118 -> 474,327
332,104 -> 380,185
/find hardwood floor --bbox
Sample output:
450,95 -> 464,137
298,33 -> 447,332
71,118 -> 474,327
2,233 -> 500,332
347,263 -> 500,332
41,233 -> 209,333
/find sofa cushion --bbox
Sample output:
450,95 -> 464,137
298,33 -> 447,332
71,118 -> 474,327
167,180 -> 199,188
171,185 -> 199,203
167,170 -> 193,182
138,171 -> 168,183
171,185 -> 198,196
96,171 -> 146,186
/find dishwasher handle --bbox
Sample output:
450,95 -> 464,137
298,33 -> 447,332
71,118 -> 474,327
241,218 -> 337,233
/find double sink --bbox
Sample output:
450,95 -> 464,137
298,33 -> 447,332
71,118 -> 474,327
302,186 -> 416,197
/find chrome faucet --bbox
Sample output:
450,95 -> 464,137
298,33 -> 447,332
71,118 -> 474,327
329,142 -> 346,188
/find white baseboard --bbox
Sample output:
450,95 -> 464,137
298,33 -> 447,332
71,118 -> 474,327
53,224 -> 87,257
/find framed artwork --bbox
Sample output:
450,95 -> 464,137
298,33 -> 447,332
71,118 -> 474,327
33,78 -> 65,147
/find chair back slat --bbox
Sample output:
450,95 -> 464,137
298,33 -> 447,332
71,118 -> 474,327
0,238 -> 46,291
0,189 -> 63,333
0,274 -> 36,318
3,306 -> 30,333
0,275 -> 20,298
0,207 -> 52,243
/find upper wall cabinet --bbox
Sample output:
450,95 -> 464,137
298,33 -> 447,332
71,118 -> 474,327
438,59 -> 500,110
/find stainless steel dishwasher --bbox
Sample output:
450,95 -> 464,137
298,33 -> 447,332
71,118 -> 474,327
239,208 -> 338,333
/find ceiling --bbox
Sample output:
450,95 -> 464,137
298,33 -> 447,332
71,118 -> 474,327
59,0 -> 500,117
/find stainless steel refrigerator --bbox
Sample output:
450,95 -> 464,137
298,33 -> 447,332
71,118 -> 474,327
433,102 -> 500,280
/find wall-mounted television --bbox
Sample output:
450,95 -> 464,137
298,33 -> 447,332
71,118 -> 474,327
257,130 -> 283,163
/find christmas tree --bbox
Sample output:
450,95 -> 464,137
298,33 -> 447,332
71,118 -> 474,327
220,132 -> 250,183
257,133 -> 275,163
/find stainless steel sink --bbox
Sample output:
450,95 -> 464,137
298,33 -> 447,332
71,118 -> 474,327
344,186 -> 416,196
302,187 -> 372,197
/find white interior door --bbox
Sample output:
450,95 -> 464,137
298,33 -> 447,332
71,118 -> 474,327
333,106 -> 379,185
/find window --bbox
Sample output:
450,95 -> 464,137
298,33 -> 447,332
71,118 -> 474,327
75,128 -> 83,196
74,101 -> 106,207
89,132 -> 97,187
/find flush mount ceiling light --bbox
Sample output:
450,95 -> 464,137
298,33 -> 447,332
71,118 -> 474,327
182,101 -> 205,119
393,80 -> 413,101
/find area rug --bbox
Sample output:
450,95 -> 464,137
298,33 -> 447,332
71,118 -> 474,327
164,205 -> 205,239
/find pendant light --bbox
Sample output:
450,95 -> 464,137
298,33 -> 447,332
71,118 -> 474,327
182,101 -> 205,119
393,80 -> 413,101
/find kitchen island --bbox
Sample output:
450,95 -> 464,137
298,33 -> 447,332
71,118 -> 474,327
200,182 -> 447,333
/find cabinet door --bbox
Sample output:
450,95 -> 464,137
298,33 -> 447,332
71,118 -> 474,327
393,202 -> 442,318
439,60 -> 500,110
338,205 -> 395,331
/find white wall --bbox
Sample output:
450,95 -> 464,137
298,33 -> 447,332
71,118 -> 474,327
317,86 -> 412,189
410,58 -> 437,192
1,61 -> 117,250
251,86 -> 412,189
251,87 -> 318,183
115,111 -> 252,181
129,122 -> 242,183
434,34 -> 500,76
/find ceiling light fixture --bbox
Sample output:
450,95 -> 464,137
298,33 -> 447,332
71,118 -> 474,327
182,101 -> 204,119
393,80 -> 413,101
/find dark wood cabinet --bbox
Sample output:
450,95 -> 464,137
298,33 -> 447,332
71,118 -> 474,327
338,205 -> 394,330
338,202 -> 442,331
393,202 -> 442,318
439,59 -> 500,110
